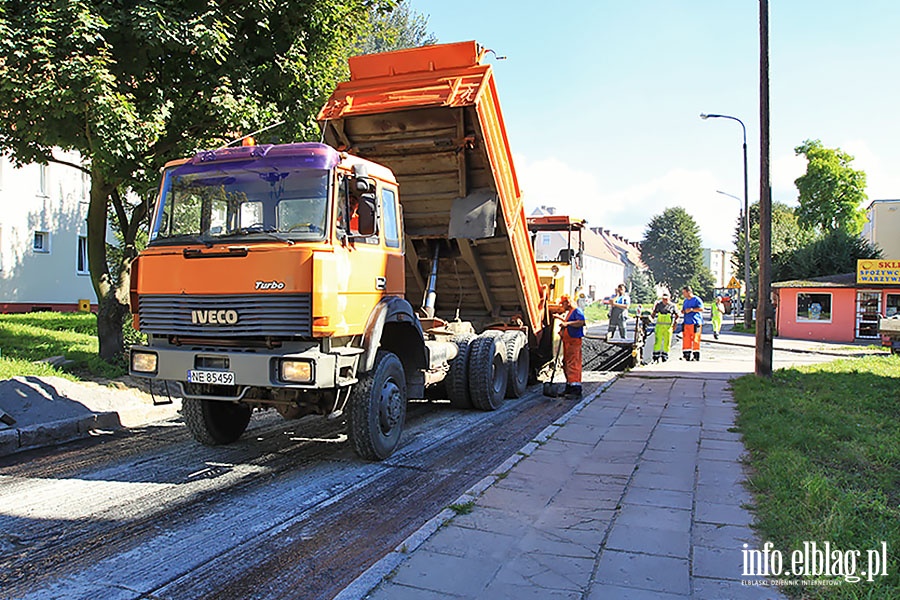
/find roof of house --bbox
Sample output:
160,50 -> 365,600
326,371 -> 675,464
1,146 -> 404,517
593,228 -> 646,270
773,273 -> 857,288
865,198 -> 900,210
582,228 -> 623,265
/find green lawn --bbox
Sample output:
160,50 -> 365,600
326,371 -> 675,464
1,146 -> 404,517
733,355 -> 900,598
0,312 -> 126,380
583,302 -> 608,323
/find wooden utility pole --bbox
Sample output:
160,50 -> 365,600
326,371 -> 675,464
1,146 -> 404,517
756,0 -> 773,376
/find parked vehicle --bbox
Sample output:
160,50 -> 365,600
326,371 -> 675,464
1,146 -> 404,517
129,41 -> 554,460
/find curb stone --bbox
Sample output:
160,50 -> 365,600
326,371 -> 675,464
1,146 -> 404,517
2,411 -> 123,457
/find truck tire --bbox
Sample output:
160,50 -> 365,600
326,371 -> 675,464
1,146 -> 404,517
502,331 -> 529,398
347,350 -> 407,461
446,334 -> 475,409
467,334 -> 508,410
182,398 -> 252,445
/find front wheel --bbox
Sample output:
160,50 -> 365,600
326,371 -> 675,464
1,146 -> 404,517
348,351 -> 407,460
182,398 -> 252,445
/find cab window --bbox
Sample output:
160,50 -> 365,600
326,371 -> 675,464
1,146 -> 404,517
382,187 -> 400,248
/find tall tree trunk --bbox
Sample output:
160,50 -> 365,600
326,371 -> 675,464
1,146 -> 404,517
86,168 -> 129,362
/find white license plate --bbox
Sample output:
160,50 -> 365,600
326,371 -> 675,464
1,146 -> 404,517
187,370 -> 235,385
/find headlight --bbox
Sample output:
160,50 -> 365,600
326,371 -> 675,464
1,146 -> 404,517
131,351 -> 158,374
281,359 -> 313,383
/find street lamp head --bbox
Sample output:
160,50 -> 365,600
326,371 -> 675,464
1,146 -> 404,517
716,190 -> 741,202
700,113 -> 710,120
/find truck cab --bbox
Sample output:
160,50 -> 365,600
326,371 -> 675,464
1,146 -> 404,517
130,142 -> 426,457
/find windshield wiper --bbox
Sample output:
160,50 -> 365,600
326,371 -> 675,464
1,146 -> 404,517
217,227 -> 294,245
152,234 -> 214,248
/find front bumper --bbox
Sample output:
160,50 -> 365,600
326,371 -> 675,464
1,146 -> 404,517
129,342 -> 360,397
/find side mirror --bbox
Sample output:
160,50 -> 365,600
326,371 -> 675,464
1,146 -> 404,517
356,193 -> 377,236
352,164 -> 373,194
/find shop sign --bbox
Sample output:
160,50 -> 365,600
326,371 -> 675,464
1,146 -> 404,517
857,259 -> 900,284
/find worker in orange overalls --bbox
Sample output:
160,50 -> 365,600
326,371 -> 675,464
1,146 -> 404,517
555,295 -> 586,398
681,285 -> 704,361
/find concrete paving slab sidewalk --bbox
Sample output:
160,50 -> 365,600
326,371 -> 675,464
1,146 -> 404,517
343,337 -> 879,600
0,376 -> 181,457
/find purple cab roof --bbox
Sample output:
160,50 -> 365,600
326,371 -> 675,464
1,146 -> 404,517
171,142 -> 341,176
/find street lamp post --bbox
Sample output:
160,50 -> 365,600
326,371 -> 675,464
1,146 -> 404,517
715,190 -> 749,324
700,113 -> 752,330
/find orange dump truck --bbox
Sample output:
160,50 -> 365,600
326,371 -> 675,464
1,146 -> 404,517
129,41 -> 550,460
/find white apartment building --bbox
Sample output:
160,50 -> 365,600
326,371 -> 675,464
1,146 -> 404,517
0,152 -> 99,312
862,199 -> 900,259
703,248 -> 736,289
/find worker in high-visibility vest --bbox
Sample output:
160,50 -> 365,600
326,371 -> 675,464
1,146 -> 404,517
711,296 -> 724,340
650,292 -> 679,362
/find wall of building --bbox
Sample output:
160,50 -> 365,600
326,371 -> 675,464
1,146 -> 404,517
583,253 -> 625,301
863,200 -> 900,258
776,287 -> 858,343
703,248 -> 735,289
0,153 -> 99,311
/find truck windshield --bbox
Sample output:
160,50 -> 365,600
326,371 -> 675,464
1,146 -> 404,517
150,163 -> 331,246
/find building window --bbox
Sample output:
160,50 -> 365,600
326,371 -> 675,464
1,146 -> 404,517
76,235 -> 88,274
39,164 -> 48,196
886,294 -> 900,317
796,292 -> 832,322
541,234 -> 551,246
33,231 -> 50,253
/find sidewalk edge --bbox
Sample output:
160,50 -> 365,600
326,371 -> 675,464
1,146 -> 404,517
0,412 -> 123,458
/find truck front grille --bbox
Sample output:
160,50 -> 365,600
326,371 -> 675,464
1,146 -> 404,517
138,294 -> 312,337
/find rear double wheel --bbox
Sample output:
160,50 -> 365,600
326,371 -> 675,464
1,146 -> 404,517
467,333 -> 509,410
501,330 -> 529,398
348,350 -> 407,461
446,334 -> 476,409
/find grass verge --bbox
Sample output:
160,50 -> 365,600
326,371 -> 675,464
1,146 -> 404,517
733,355 -> 900,598
448,500 -> 475,516
0,312 -> 126,380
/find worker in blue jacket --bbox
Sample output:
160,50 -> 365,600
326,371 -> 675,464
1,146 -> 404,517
681,285 -> 703,361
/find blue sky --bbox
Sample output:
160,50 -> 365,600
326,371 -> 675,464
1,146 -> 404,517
407,1 -> 900,250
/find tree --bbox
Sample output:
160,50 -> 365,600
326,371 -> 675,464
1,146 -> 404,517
355,0 -> 438,55
641,207 -> 704,293
794,139 -> 868,235
628,269 -> 656,305
774,229 -> 881,281
689,267 -> 716,301
0,1 -> 394,361
732,201 -> 815,313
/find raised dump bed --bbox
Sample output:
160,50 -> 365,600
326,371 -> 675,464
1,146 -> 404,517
318,41 -> 545,340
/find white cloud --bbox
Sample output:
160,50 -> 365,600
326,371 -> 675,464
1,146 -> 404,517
515,154 -> 742,250
771,140 -> 900,207
771,152 -> 804,204
842,140 -> 900,201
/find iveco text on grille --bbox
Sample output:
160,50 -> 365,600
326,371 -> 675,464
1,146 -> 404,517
191,309 -> 239,325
